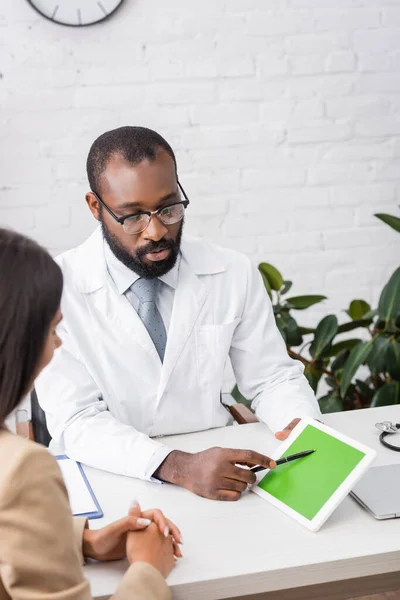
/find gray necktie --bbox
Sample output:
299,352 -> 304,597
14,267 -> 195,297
131,278 -> 167,362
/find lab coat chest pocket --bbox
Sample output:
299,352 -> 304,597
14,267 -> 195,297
196,318 -> 240,387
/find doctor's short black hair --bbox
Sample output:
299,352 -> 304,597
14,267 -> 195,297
86,126 -> 177,195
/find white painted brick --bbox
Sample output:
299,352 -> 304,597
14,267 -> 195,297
286,74 -> 355,98
358,53 -> 393,73
187,196 -> 230,217
256,54 -> 288,77
259,100 -> 293,123
308,163 -> 373,185
292,100 -> 325,120
225,212 -> 288,237
289,207 -> 355,232
374,161 -> 400,182
180,125 -> 282,150
190,104 -> 258,127
234,189 -> 294,215
217,235 -> 258,255
322,140 -> 394,162
189,145 -> 278,171
218,79 -> 286,102
286,33 -> 350,55
242,167 -> 307,189
325,51 -> 356,73
186,58 -> 255,80
332,184 -> 397,206
148,82 -> 216,105
354,73 -> 400,94
82,65 -> 150,86
182,170 -> 241,195
185,216 -> 225,240
323,227 -> 394,250
34,205 -> 71,229
355,204 -> 397,227
326,96 -> 393,119
289,54 -> 325,76
1,157 -> 52,186
314,8 -> 381,31
246,11 -> 313,36
354,30 -> 400,54
355,117 -> 400,137
382,9 -> 400,27
256,231 -> 323,255
326,266 -> 384,290
288,122 -> 352,144
0,208 -> 35,232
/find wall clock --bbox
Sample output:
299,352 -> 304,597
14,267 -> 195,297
27,0 -> 124,27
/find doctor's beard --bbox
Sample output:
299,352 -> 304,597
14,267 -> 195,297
100,213 -> 184,279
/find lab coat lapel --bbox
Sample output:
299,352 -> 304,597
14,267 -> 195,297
74,229 -> 161,366
158,257 -> 208,396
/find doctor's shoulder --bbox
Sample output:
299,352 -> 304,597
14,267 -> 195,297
183,234 -> 252,278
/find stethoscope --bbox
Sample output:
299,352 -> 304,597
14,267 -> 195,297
375,421 -> 400,451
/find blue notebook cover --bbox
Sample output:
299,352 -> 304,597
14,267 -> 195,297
56,455 -> 103,520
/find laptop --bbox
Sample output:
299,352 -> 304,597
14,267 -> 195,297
351,464 -> 400,520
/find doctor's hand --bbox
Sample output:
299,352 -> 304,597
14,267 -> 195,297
275,418 -> 301,441
154,447 -> 276,501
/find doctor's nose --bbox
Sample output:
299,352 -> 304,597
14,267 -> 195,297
142,213 -> 168,242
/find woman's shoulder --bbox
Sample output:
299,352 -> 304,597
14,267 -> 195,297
0,429 -> 59,492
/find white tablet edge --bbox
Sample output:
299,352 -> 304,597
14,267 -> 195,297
251,417 -> 377,532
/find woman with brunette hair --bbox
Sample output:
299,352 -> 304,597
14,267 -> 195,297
0,228 -> 181,600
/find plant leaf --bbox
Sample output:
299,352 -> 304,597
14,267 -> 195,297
318,390 -> 343,414
258,263 -> 283,292
275,315 -> 287,342
331,349 -> 350,372
370,382 -> 400,408
285,295 -> 327,310
365,335 -> 391,375
285,316 -> 303,347
280,280 -> 292,295
304,366 -> 322,394
337,319 -> 372,333
259,271 -> 272,299
347,299 -> 371,321
375,213 -> 400,234
310,315 -> 338,359
378,267 -> 400,322
340,341 -> 373,397
326,339 -> 362,357
355,379 -> 374,399
386,341 -> 400,381
298,326 -> 315,335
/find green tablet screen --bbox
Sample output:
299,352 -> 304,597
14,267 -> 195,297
257,424 -> 366,520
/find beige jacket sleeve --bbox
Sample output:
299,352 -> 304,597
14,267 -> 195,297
0,442 -> 170,600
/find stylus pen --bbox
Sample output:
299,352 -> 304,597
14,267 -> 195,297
250,449 -> 315,473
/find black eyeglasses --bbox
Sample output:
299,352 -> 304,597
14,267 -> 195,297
93,181 -> 190,235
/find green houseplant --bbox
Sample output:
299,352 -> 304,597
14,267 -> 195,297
232,212 -> 400,414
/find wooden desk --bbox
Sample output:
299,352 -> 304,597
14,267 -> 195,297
82,405 -> 400,600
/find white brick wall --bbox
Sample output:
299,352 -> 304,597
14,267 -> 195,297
1,0 -> 400,334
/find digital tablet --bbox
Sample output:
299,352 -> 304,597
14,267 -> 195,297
251,418 -> 376,531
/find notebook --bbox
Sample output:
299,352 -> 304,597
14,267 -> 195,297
56,455 -> 103,519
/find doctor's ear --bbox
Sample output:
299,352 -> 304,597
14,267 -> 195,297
86,192 -> 101,221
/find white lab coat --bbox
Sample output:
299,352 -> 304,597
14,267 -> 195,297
36,228 -> 321,480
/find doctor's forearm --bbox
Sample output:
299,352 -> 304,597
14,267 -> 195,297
153,451 -> 193,486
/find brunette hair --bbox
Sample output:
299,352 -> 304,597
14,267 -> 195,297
0,229 -> 63,425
